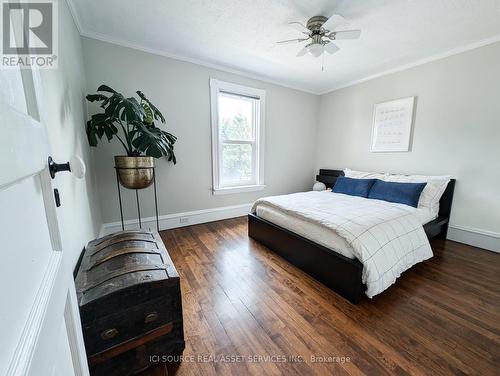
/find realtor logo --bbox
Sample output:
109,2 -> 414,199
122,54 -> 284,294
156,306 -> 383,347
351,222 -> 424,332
1,0 -> 58,68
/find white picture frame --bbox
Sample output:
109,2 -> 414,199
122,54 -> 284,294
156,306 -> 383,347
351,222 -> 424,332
370,96 -> 415,152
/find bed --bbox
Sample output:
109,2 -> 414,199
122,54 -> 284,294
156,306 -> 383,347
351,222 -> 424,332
248,169 -> 456,303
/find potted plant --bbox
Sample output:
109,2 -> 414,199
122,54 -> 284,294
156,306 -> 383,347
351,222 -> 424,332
85,85 -> 177,189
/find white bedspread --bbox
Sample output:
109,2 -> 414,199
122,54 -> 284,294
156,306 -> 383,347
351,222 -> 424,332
252,191 -> 433,298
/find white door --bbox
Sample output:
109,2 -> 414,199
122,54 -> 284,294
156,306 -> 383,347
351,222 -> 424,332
0,44 -> 88,376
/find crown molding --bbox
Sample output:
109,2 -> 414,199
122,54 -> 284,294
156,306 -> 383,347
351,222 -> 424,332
65,0 -> 83,34
66,0 -> 500,97
65,0 -> 318,95
80,30 -> 319,95
318,33 -> 500,95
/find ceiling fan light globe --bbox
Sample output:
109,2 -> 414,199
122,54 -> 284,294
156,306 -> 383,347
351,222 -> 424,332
307,44 -> 324,57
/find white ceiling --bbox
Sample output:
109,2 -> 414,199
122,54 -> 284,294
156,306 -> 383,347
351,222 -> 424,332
68,0 -> 500,94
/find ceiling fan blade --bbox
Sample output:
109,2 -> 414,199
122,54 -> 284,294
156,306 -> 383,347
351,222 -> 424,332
322,14 -> 346,31
276,38 -> 308,45
330,30 -> 361,40
324,42 -> 340,55
288,22 -> 310,33
296,45 -> 308,57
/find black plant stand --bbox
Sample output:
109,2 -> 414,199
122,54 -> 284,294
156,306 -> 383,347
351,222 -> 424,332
115,166 -> 160,231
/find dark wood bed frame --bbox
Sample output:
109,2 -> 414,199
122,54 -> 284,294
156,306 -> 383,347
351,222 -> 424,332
248,169 -> 456,304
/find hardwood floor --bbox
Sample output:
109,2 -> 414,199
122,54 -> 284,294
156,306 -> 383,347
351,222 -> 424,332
145,217 -> 499,375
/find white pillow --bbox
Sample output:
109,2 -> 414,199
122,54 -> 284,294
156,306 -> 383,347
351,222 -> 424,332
383,173 -> 451,216
344,168 -> 451,216
344,168 -> 386,180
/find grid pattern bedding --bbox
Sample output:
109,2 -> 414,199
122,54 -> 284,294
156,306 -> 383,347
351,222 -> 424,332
252,191 -> 433,298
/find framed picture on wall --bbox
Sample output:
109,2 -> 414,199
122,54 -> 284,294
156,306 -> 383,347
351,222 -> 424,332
370,96 -> 415,152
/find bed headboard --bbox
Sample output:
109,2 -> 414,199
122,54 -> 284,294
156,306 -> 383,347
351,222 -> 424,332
316,169 -> 344,189
438,179 -> 455,219
316,169 -> 456,220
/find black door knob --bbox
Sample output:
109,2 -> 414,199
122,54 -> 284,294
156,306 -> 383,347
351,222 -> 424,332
48,156 -> 71,179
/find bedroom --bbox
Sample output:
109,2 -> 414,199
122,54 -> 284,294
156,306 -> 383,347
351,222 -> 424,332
0,0 -> 499,375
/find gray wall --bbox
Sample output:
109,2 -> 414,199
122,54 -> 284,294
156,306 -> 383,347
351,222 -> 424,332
81,35 -> 500,244
316,42 -> 500,236
82,38 -> 320,223
40,0 -> 102,265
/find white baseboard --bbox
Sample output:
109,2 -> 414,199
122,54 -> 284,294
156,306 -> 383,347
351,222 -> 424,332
99,203 -> 253,236
447,225 -> 500,253
100,206 -> 500,254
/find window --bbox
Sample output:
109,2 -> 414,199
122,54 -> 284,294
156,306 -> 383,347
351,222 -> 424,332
210,79 -> 265,194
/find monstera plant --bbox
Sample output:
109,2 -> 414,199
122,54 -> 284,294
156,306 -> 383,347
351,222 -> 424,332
86,85 -> 177,189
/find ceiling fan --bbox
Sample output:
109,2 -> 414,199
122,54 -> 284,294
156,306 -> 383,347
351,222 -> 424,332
277,14 -> 361,57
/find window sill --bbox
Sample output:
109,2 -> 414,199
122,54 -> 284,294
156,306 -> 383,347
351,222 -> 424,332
213,184 -> 266,195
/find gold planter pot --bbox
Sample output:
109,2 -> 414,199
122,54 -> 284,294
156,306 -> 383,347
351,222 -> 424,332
114,156 -> 154,189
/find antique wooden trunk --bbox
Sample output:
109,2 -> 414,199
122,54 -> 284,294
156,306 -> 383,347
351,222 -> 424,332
75,230 -> 184,376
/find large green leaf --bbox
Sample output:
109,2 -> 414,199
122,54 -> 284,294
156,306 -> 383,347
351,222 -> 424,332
119,97 -> 145,122
142,103 -> 154,125
85,113 -> 118,146
86,85 -> 176,160
86,93 -> 108,102
136,91 -> 165,123
100,94 -> 144,124
97,84 -> 117,93
131,122 -> 177,161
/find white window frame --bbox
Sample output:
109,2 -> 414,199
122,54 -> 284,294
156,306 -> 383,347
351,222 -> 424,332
210,78 -> 265,195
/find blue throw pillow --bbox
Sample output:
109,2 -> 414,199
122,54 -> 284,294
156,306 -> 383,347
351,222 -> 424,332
368,179 -> 427,208
332,176 -> 376,198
